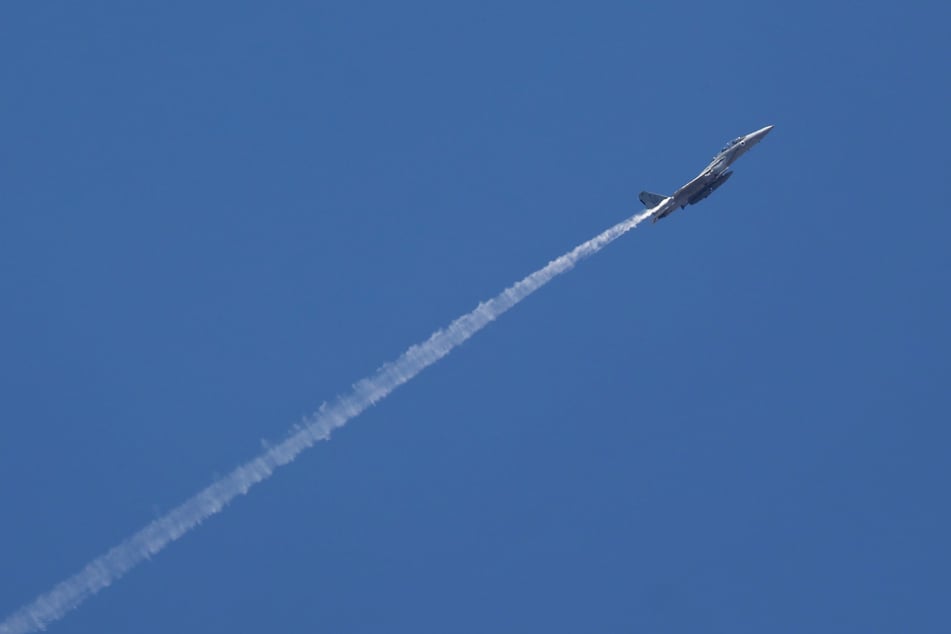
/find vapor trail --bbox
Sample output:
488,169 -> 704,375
0,207 -> 656,634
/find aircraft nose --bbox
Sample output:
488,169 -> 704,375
747,125 -> 773,143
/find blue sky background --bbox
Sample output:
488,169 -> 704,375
1,2 -> 949,632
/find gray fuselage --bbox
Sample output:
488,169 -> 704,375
650,125 -> 773,221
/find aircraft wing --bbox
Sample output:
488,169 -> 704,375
675,172 -> 708,199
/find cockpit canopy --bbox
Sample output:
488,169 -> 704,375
720,137 -> 744,153
711,136 -> 745,161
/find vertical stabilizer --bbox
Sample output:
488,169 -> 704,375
638,191 -> 667,208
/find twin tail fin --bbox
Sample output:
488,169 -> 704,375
638,191 -> 667,208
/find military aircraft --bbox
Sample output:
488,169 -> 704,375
640,125 -> 773,223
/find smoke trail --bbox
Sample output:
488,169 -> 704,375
0,207 -> 656,634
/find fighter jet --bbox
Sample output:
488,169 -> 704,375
640,125 -> 773,223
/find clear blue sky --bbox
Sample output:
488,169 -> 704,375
2,2 -> 949,632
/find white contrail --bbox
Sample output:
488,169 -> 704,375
0,207 -> 656,634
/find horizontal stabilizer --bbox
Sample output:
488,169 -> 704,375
639,191 -> 667,208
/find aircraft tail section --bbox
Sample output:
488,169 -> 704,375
639,191 -> 667,208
